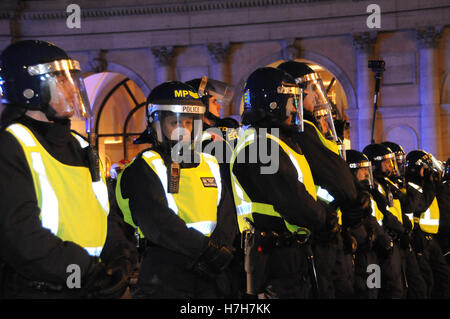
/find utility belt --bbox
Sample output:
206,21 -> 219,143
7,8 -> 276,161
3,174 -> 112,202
0,263 -> 66,297
241,218 -> 311,295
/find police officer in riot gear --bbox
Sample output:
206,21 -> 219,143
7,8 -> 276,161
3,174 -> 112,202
363,143 -> 427,298
278,61 -> 370,298
116,81 -> 238,298
231,67 -> 339,299
406,150 -> 450,298
346,149 -> 394,299
0,40 -> 136,298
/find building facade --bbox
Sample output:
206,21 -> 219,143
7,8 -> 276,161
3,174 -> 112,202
0,0 -> 449,170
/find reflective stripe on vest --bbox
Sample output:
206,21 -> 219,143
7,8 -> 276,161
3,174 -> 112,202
416,197 -> 440,234
139,150 -> 221,236
6,124 -> 109,256
376,183 -> 403,224
370,197 -> 384,226
230,128 -> 316,233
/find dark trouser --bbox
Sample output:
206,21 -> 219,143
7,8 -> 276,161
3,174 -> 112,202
258,245 -> 312,299
133,247 -> 223,299
413,230 -> 450,299
333,233 -> 355,299
401,245 -> 427,299
379,242 -> 405,299
354,249 -> 379,299
313,240 -> 337,298
426,236 -> 450,299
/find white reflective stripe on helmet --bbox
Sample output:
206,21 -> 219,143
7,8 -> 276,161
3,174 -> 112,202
8,124 -> 36,146
30,152 -> 59,235
84,246 -> 103,257
203,153 -> 222,207
186,221 -> 217,235
143,151 -> 179,214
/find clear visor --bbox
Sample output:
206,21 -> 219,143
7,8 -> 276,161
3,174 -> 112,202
301,74 -> 338,141
396,153 -> 406,177
150,109 -> 203,150
29,59 -> 92,123
198,76 -> 235,107
378,153 -> 400,178
277,84 -> 303,132
349,161 -> 374,189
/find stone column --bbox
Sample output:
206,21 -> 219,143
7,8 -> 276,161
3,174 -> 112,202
151,46 -> 175,84
207,42 -> 230,117
416,26 -> 442,157
352,32 -> 377,151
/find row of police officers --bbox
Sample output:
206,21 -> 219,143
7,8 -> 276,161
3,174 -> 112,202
0,40 -> 448,299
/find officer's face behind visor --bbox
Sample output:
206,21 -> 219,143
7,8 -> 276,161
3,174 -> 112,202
149,104 -> 205,147
297,73 -> 338,141
28,59 -> 92,121
380,153 -> 400,178
277,84 -> 303,131
350,161 -> 374,189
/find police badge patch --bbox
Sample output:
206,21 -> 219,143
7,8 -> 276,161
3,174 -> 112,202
200,177 -> 217,187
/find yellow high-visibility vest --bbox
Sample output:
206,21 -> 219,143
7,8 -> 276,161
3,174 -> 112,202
6,123 -> 109,257
304,120 -> 340,156
230,127 -> 317,233
117,150 -> 221,237
377,183 -> 403,224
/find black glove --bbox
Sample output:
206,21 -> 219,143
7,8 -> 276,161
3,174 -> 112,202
399,231 -> 411,250
373,230 -> 394,260
83,259 -> 129,299
190,240 -> 235,280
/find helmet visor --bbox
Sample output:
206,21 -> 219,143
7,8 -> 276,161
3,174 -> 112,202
149,103 -> 205,161
29,59 -> 92,122
349,161 -> 374,189
379,153 -> 400,178
201,77 -> 235,108
301,73 -> 338,141
396,153 -> 406,177
277,84 -> 303,132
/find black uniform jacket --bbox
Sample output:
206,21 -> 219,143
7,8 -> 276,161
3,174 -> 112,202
117,148 -> 237,268
231,126 -> 333,234
0,115 -> 135,286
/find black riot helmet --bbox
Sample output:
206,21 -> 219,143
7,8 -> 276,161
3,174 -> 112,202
277,60 -> 338,142
406,150 -> 443,185
0,40 -> 92,126
443,158 -> 450,183
346,149 -> 374,189
185,76 -> 234,124
363,143 -> 400,180
381,141 -> 406,177
145,81 -> 205,161
241,67 -> 303,130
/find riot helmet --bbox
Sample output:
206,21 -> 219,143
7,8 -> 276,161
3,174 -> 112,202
186,76 -> 234,125
406,150 -> 443,185
363,143 -> 400,180
241,67 -> 303,130
381,141 -> 406,177
277,60 -> 338,141
0,40 -> 91,127
443,158 -> 450,183
346,149 -> 374,189
146,81 -> 205,162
